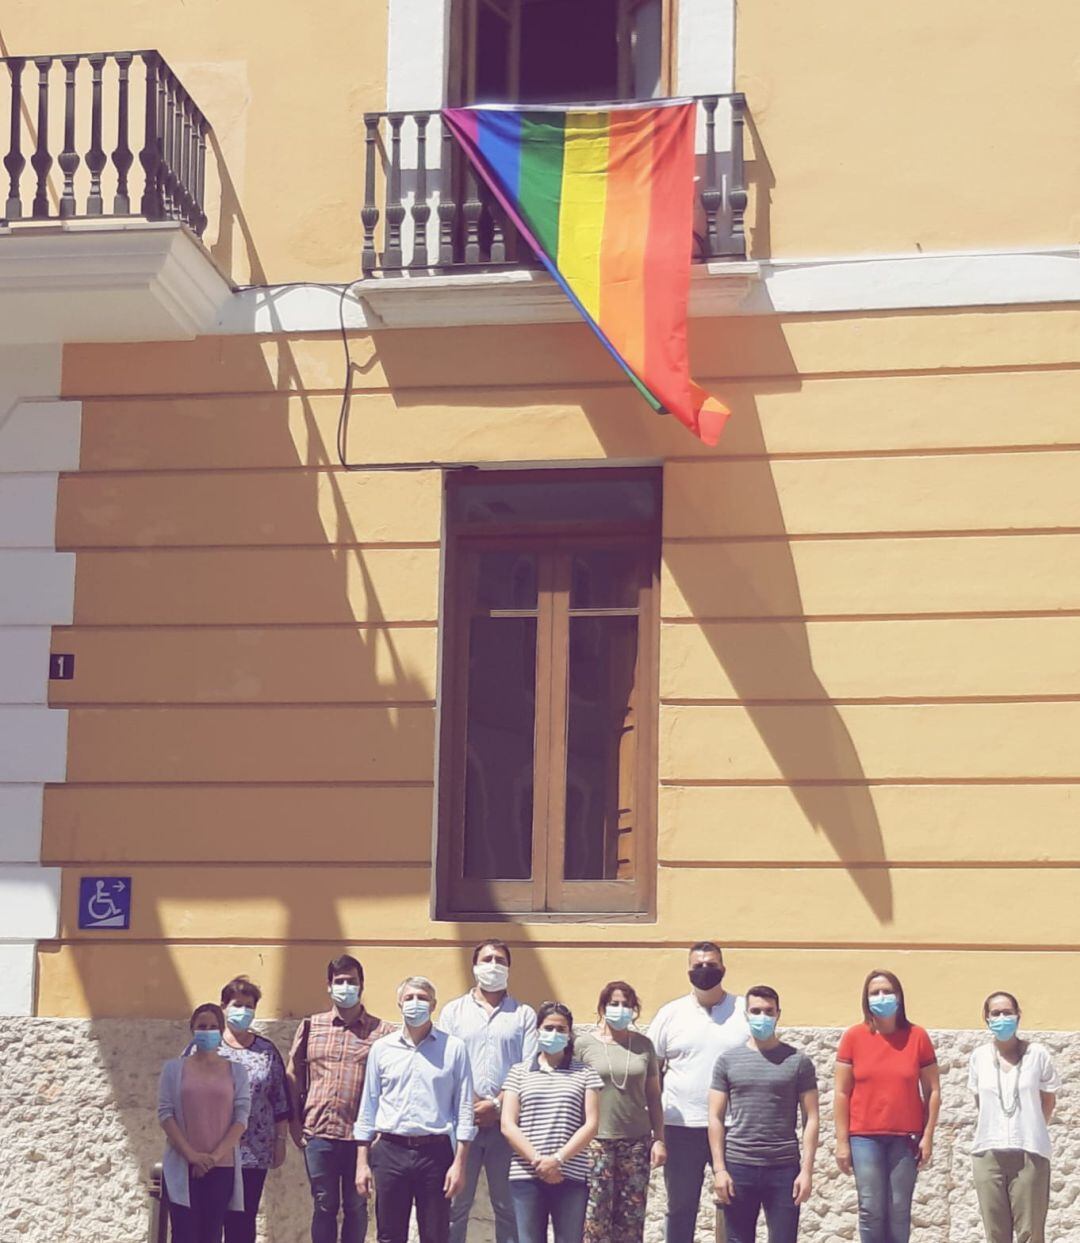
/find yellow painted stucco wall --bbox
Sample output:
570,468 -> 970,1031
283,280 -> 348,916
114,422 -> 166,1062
4,0 -> 1078,283
38,305 -> 1080,1029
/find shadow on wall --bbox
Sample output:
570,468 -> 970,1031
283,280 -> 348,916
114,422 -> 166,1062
368,317 -> 894,925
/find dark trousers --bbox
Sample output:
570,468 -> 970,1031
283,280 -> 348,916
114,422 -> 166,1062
663,1126 -> 713,1243
722,1162 -> 801,1243
370,1135 -> 455,1243
223,1168 -> 269,1243
509,1177 -> 589,1243
168,1166 -> 234,1243
304,1137 -> 368,1243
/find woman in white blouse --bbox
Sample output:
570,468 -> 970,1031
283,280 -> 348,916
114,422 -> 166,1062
968,991 -> 1060,1243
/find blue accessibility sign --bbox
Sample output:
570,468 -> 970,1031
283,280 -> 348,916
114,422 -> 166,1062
78,876 -> 132,930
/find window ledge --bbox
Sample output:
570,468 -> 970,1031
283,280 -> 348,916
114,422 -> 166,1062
358,260 -> 761,330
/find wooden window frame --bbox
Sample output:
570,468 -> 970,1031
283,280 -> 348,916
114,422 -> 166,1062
436,469 -> 660,921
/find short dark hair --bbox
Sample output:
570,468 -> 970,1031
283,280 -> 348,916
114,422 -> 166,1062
327,954 -> 364,985
689,941 -> 723,958
220,975 -> 262,1007
537,1000 -> 575,1068
861,969 -> 909,1029
746,985 -> 780,1009
472,939 -> 512,966
983,990 -> 1021,1021
598,980 -> 641,1018
190,1002 -> 225,1031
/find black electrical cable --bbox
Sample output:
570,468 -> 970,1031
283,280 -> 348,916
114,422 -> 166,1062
233,277 -> 478,475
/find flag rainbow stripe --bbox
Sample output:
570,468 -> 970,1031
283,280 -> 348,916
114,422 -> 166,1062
442,102 -> 730,444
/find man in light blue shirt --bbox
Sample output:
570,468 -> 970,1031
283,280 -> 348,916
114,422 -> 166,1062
439,940 -> 538,1243
354,976 -> 476,1243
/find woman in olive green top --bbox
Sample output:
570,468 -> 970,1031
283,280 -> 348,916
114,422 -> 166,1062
576,981 -> 666,1243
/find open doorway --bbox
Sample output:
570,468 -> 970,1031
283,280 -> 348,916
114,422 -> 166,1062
451,0 -> 671,105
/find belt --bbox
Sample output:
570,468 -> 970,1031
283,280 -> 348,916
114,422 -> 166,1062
377,1131 -> 451,1149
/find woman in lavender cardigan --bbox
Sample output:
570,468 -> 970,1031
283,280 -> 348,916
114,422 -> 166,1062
158,1003 -> 251,1243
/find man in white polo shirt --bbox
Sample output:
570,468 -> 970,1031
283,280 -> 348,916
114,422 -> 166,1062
648,941 -> 748,1243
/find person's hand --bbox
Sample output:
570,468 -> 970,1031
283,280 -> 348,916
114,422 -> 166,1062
793,1170 -> 813,1205
534,1156 -> 564,1184
713,1169 -> 735,1206
650,1139 -> 667,1169
473,1098 -> 500,1129
917,1134 -> 933,1168
189,1152 -> 215,1177
289,1119 -> 306,1150
444,1158 -> 466,1200
355,1162 -> 374,1199
271,1136 -> 287,1169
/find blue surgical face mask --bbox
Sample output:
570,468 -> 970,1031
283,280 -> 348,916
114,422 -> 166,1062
330,983 -> 361,1009
605,1004 -> 634,1031
868,993 -> 899,1019
402,998 -> 432,1027
988,1014 -> 1019,1041
747,1013 -> 778,1040
225,1005 -> 255,1031
538,1028 -> 570,1055
193,1029 -> 223,1052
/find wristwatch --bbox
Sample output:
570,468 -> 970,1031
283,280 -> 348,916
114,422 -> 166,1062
490,1096 -> 502,1113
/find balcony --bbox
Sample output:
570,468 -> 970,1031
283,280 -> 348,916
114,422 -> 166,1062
0,50 -> 231,344
356,94 -> 756,327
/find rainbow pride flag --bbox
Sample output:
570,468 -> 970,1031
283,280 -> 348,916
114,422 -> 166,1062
442,101 -> 729,445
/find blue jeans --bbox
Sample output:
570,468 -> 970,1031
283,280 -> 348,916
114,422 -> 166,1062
663,1126 -> 712,1243
850,1136 -> 918,1243
510,1177 -> 589,1243
450,1126 -> 516,1243
722,1162 -> 800,1243
304,1137 -> 368,1243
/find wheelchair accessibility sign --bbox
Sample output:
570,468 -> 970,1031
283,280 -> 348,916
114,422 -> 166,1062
78,877 -> 132,930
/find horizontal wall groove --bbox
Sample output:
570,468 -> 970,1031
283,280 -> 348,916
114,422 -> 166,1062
660,695 -> 1080,707
47,859 -> 431,870
658,860 -> 1080,870
663,527 -> 1080,545
664,443 -> 1080,464
48,779 -> 436,789
40,937 -> 1080,953
660,777 -> 1080,787
661,610 -> 1080,623
57,700 -> 437,710
53,621 -> 439,631
57,541 -> 442,553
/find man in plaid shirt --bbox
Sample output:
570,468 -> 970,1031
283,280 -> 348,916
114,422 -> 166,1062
287,954 -> 395,1243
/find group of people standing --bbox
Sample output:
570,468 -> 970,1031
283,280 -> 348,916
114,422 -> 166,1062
157,939 -> 1060,1243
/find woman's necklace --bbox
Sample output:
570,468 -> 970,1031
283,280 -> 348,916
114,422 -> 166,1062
993,1044 -> 1023,1119
601,1030 -> 633,1092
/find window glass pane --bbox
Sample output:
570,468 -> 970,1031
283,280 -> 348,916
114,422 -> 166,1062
451,475 -> 658,527
469,550 -> 538,610
519,0 -> 619,103
464,617 -> 536,879
570,549 -> 641,609
564,616 -> 638,881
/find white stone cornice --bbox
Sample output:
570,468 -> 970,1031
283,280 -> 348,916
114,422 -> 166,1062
0,220 -> 233,344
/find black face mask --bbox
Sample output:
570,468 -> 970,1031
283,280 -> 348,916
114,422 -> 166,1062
688,963 -> 725,991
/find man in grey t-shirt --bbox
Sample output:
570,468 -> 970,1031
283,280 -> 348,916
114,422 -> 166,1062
707,985 -> 819,1243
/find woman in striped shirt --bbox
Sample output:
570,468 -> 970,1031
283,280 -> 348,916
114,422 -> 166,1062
501,1001 -> 603,1243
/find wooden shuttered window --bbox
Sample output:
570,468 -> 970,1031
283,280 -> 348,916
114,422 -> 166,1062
437,469 -> 660,918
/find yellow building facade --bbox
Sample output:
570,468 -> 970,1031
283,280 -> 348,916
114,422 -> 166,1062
1,2 -> 1079,1240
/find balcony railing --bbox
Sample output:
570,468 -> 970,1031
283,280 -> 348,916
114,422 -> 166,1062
361,93 -> 747,277
2,50 -> 209,234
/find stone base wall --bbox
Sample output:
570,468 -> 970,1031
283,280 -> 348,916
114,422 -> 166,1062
1,1021 -> 1075,1242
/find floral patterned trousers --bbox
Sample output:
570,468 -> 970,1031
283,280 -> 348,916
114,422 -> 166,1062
583,1136 -> 652,1243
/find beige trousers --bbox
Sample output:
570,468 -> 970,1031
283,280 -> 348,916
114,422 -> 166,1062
972,1150 -> 1050,1243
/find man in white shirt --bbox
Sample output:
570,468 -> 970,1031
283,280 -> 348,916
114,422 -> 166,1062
355,977 -> 476,1243
439,939 -> 537,1243
648,942 -> 748,1243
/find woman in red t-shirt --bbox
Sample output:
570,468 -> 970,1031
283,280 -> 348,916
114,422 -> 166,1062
833,970 -> 940,1243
